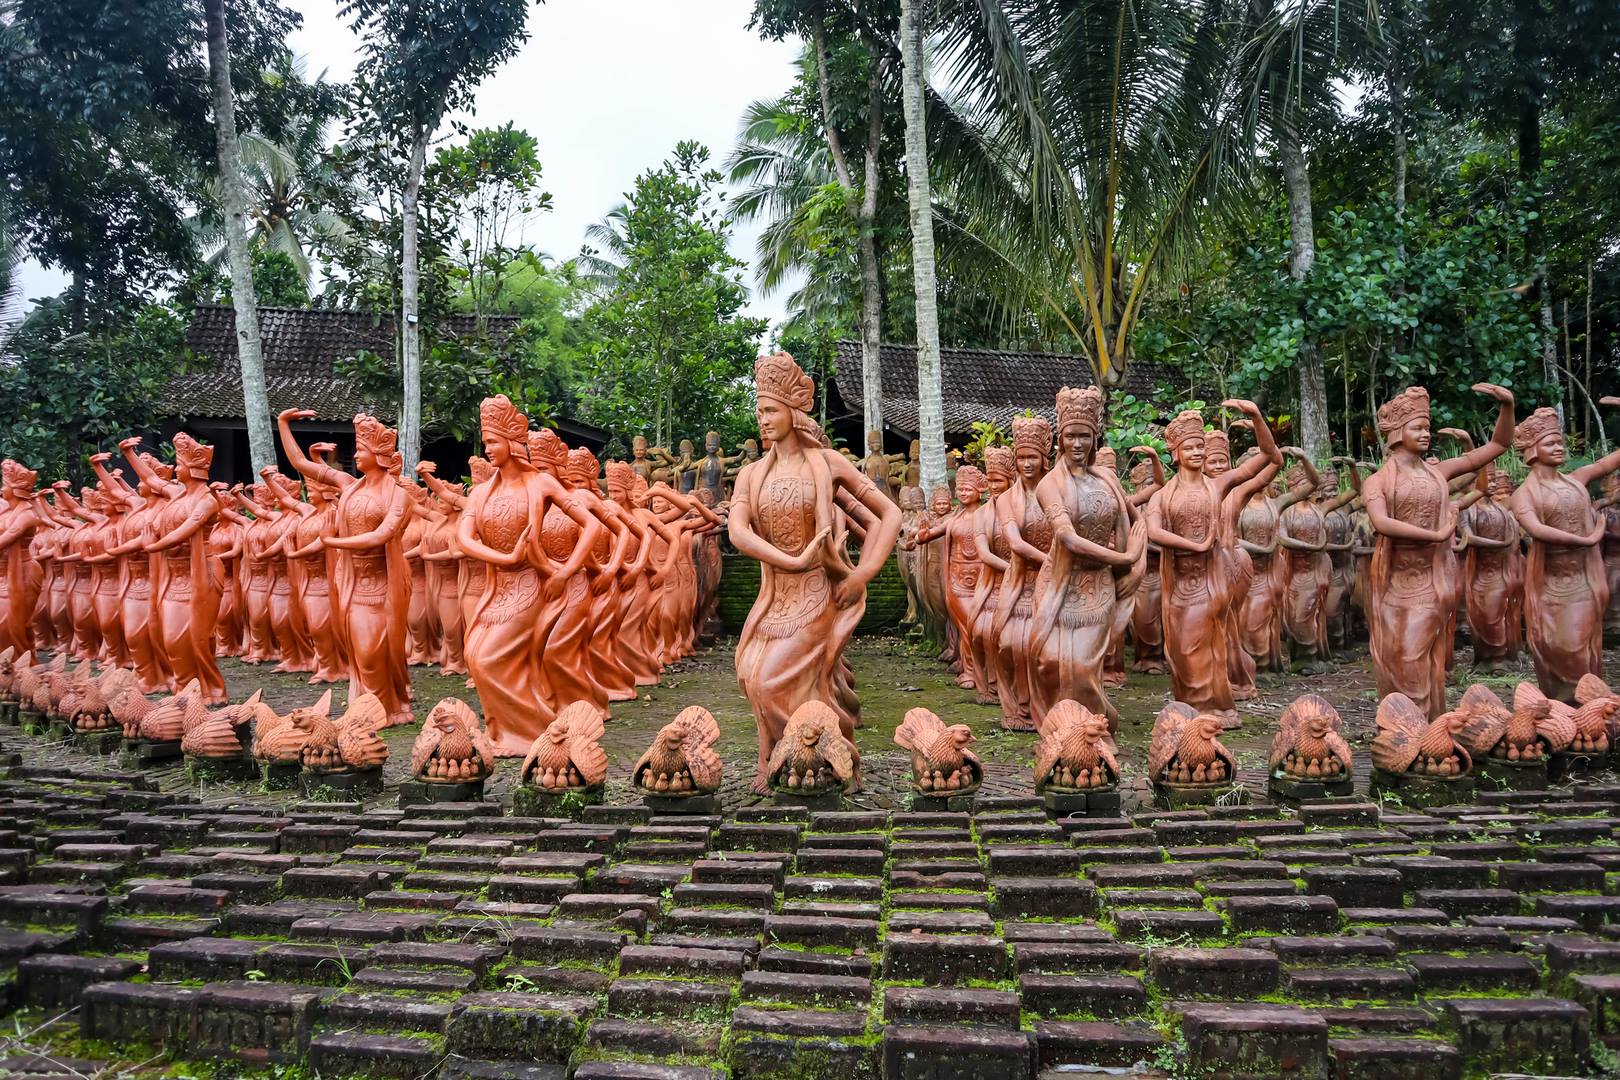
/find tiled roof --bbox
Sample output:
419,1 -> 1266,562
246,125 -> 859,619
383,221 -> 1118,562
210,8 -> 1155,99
159,306 -> 519,424
830,341 -> 1174,435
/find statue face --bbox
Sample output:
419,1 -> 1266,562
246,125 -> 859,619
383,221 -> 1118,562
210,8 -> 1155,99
931,489 -> 952,515
756,398 -> 793,444
355,444 -> 377,472
483,434 -> 511,467
1015,447 -> 1044,481
1059,423 -> 1093,469
1490,472 -> 1513,498
1398,416 -> 1431,455
1531,431 -> 1567,467
909,439 -> 920,460
1204,448 -> 1229,476
988,471 -> 1011,497
867,430 -> 883,452
743,439 -> 759,457
958,482 -> 982,507
632,436 -> 647,458
1176,435 -> 1206,472
679,439 -> 693,456
706,433 -> 719,454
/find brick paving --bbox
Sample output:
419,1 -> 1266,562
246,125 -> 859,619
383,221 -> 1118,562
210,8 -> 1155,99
5,705 -> 1620,1079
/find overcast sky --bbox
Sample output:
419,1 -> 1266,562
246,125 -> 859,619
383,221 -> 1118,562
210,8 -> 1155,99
16,0 -> 803,329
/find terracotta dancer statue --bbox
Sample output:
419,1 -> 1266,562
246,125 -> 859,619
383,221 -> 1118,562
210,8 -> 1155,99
693,486 -> 726,643
455,399 -> 599,753
1601,472 -> 1620,640
647,482 -> 719,665
1233,457 -> 1295,674
1094,445 -> 1134,689
231,483 -> 279,664
1203,425 -> 1278,701
401,480 -> 443,666
1511,402 -> 1620,700
731,352 -> 900,793
278,455 -> 345,684
56,485 -> 104,661
89,455 -> 170,691
1320,463 -> 1359,650
277,409 -> 414,726
727,439 -> 761,497
629,435 -> 676,486
695,432 -> 741,506
204,482 -> 244,657
1145,400 -> 1280,724
914,485 -> 954,652
415,462 -> 467,677
604,465 -> 672,689
26,498 -> 57,652
34,486 -> 74,651
122,435 -> 227,704
986,417 -> 1054,729
1277,451 -> 1334,669
1127,451 -> 1166,674
262,471 -> 318,674
570,446 -> 644,695
0,461 -> 40,656
968,447 -> 1016,705
1461,463 -> 1523,671
1363,383 -> 1515,718
909,465 -> 988,691
527,427 -> 611,714
861,430 -> 903,503
1029,386 -> 1145,730
83,473 -> 131,669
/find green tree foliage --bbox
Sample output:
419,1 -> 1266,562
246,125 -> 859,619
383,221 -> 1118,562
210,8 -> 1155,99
578,142 -> 769,449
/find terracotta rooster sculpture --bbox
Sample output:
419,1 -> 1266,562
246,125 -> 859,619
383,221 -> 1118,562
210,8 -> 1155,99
1035,700 -> 1119,791
1371,692 -> 1471,777
69,668 -> 132,733
1147,702 -> 1235,786
138,680 -> 205,743
633,705 -> 723,796
253,690 -> 332,766
894,707 -> 981,794
413,698 -> 498,784
0,646 -> 20,700
767,700 -> 858,794
302,692 -> 389,773
520,700 -> 607,791
1269,694 -> 1352,780
1455,682 -> 1574,763
182,689 -> 274,760
1570,674 -> 1619,756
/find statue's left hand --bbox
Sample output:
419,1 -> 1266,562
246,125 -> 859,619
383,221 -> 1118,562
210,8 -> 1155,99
1472,382 -> 1514,406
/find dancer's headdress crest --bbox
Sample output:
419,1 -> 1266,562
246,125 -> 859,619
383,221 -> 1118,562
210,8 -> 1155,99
1513,406 -> 1562,452
1011,415 -> 1052,458
984,446 -> 1015,480
1164,410 -> 1205,453
480,395 -> 529,446
1376,387 -> 1430,445
353,415 -> 400,470
754,352 -> 815,414
1055,385 -> 1104,434
173,432 -> 215,474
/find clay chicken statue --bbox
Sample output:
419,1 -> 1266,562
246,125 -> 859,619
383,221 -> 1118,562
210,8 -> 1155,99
13,654 -> 42,717
138,680 -> 205,743
766,700 -> 858,795
1035,700 -> 1120,792
894,707 -> 982,795
1269,694 -> 1353,781
182,689 -> 274,760
1370,692 -> 1472,778
1147,702 -> 1236,787
301,692 -> 389,774
110,681 -> 152,740
1570,674 -> 1620,757
252,690 -> 332,768
0,646 -> 19,702
520,700 -> 607,791
633,705 -> 723,797
1455,682 -> 1575,765
413,697 -> 498,785
68,668 -> 132,733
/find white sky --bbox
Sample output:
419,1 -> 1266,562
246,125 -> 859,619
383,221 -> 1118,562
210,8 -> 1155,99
15,0 -> 803,329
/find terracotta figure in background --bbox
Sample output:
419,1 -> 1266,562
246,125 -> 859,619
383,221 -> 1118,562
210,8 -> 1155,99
123,434 -> 227,704
988,416 -> 1054,730
277,409 -> 414,726
605,464 -> 668,690
1145,400 -> 1280,724
1276,451 -> 1334,668
1127,450 -> 1167,674
82,470 -> 131,669
730,352 -> 900,793
968,447 -> 1015,705
1461,464 -> 1523,670
695,432 -> 741,506
528,428 -> 611,714
1030,387 -> 1145,731
33,489 -> 73,653
399,481 -> 437,666
1601,472 -> 1620,639
54,485 -> 102,660
26,503 -> 56,652
909,465 -> 988,691
861,429 -> 902,503
728,439 -> 761,497
261,471 -> 317,674
0,461 -> 40,656
914,485 -> 954,652
629,435 -> 676,487
415,462 -> 468,677
693,486 -> 726,643
1511,402 -> 1620,700
570,447 -> 643,696
277,453 -> 345,684
1320,463 -> 1359,650
91,455 -> 171,691
1363,384 -> 1515,718
1205,424 -> 1280,701
205,482 -> 244,658
231,483 -> 278,663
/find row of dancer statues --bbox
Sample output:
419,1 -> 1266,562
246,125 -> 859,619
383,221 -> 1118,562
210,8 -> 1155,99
0,401 -> 730,756
885,383 -> 1620,736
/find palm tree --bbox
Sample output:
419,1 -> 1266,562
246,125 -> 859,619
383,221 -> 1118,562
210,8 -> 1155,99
899,0 -> 946,494
927,0 -> 1257,388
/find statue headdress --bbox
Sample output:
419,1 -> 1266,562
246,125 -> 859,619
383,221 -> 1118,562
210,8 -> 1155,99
528,428 -> 569,474
984,446 -> 1015,480
173,432 -> 215,475
353,415 -> 401,472
1376,387 -> 1430,446
1164,410 -> 1206,453
755,352 -> 815,414
480,395 -> 530,449
1513,406 -> 1562,453
567,446 -> 600,487
1203,428 -> 1230,459
468,456 -> 494,485
605,461 -> 635,501
954,464 -> 986,497
1010,416 -> 1052,460
140,453 -> 175,483
1054,386 -> 1104,435
2,460 -> 37,494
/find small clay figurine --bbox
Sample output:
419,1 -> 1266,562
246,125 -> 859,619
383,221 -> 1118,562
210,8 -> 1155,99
1569,674 -> 1618,756
1455,681 -> 1574,765
894,706 -> 982,794
1268,693 -> 1352,781
301,691 -> 390,774
1370,692 -> 1471,778
767,699 -> 858,794
139,679 -> 205,743
520,699 -> 608,791
1033,699 -> 1119,791
412,697 -> 497,784
1146,701 -> 1236,787
633,705 -> 723,796
182,689 -> 274,760
253,689 -> 333,767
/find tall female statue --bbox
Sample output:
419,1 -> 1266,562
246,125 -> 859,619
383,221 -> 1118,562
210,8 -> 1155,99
730,352 -> 900,793
84,475 -> 131,670
122,434 -> 227,704
232,483 -> 279,664
277,409 -> 414,726
969,447 -> 1015,705
1510,402 -> 1620,700
206,482 -> 245,658
605,464 -> 669,689
568,446 -> 641,696
1127,451 -> 1167,674
1362,383 -> 1515,717
1029,387 -> 1145,730
401,482 -> 439,666
909,465 -> 988,691
57,486 -> 102,661
1208,425 -> 1283,699
0,461 -> 40,656
262,471 -> 317,674
527,427 -> 610,715
1461,464 -> 1523,671
90,455 -> 170,691
415,462 -> 467,677
989,416 -> 1054,730
279,459 -> 345,684
1277,451 -> 1333,668
1600,471 -> 1620,640
1144,401 -> 1280,723
34,485 -> 74,652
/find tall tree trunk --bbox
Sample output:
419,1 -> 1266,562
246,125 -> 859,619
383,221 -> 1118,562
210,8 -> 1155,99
811,13 -> 884,441
900,0 -> 946,496
1277,114 -> 1329,458
204,0 -> 272,474
399,122 -> 429,472
1515,0 -> 1560,423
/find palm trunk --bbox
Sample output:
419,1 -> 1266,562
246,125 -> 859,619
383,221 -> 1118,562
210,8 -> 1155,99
1277,113 -> 1328,459
205,0 -> 272,474
400,122 -> 430,472
900,0 -> 945,496
812,13 -> 884,440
